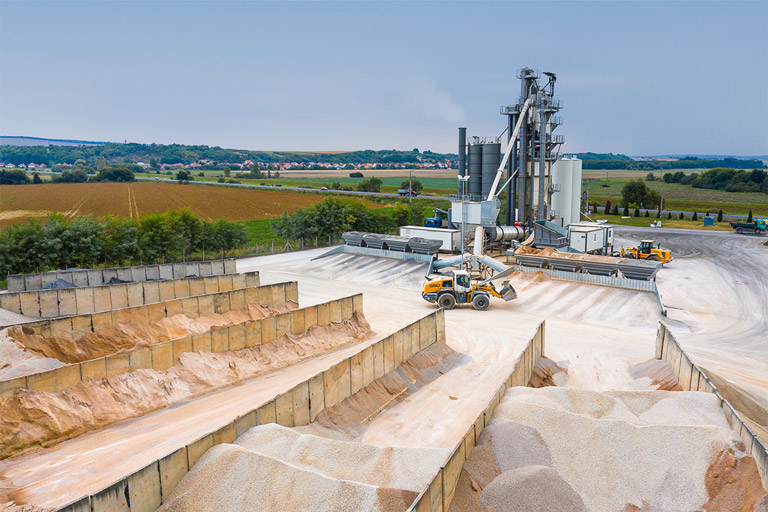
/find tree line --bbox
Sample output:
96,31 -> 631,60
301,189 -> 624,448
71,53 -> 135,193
1,166 -> 136,185
581,156 -> 764,170
660,168 -> 767,193
0,209 -> 247,276
0,143 -> 456,168
270,197 -> 424,241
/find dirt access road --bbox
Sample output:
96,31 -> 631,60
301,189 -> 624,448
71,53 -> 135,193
615,226 -> 768,401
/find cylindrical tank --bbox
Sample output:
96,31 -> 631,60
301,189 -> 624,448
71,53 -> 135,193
486,225 -> 525,242
481,142 -> 501,199
570,157 -> 583,225
550,158 -> 572,225
468,144 -> 483,197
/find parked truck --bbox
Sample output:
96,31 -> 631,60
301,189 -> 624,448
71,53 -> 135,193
397,188 -> 419,197
729,219 -> 767,235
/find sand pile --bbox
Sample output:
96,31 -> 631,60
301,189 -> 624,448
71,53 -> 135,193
0,314 -> 370,459
157,444 -> 418,512
492,387 -> 766,511
0,331 -> 63,381
6,301 -> 298,363
527,357 -> 567,388
313,342 -> 464,437
628,359 -> 681,391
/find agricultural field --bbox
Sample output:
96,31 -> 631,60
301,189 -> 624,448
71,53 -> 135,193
0,182 -> 328,226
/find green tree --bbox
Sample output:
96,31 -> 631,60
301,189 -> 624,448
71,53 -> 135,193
223,166 -> 231,177
621,179 -> 660,208
32,172 -> 43,184
400,179 -> 423,193
0,169 -> 31,184
331,182 -> 341,190
623,205 -> 629,216
644,210 -> 650,217
645,172 -> 655,181
679,212 -> 685,220
667,212 -> 672,219
357,177 -> 383,193
95,155 -> 107,171
634,207 -> 640,217
717,210 -> 723,222
611,204 -> 619,216
176,169 -> 193,181
95,166 -> 136,182
747,210 -> 753,222
692,211 -> 698,221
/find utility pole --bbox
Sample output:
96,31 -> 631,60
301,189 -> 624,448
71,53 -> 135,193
659,187 -> 664,218
458,174 -> 470,269
409,169 -> 412,204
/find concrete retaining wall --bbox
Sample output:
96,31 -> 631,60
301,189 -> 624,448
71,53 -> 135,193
655,322 -> 768,489
0,282 -> 299,398
0,272 -> 259,320
55,307 -> 443,512
1,292 -> 359,398
7,259 -> 237,292
408,320 -> 546,512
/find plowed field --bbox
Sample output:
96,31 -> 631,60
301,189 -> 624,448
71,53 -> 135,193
0,182 -> 326,226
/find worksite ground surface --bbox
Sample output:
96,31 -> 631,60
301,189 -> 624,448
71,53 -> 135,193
2,226 -> 766,511
615,226 -> 768,403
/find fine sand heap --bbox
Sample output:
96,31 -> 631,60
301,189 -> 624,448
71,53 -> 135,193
158,424 -> 450,512
4,301 -> 298,364
0,313 -> 371,459
449,387 -> 765,512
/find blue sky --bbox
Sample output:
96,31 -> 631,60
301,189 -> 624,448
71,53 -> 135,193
1,1 -> 766,155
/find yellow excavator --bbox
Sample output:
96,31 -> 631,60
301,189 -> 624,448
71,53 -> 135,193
621,240 -> 673,264
422,270 -> 517,311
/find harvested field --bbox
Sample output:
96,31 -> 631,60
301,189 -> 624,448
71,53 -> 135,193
0,182 -> 328,226
0,312 -> 371,459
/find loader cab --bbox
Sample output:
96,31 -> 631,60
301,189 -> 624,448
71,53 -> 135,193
639,240 -> 656,254
453,271 -> 472,293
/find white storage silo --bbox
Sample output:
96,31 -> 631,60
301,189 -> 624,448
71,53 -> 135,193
550,159 -> 572,225
570,157 -> 583,224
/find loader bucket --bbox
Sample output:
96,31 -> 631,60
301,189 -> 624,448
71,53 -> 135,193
499,281 -> 517,301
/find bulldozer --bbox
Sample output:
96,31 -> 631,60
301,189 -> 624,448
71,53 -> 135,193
422,270 -> 517,311
620,240 -> 673,264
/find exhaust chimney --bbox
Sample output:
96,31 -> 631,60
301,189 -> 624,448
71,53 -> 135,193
458,127 -> 466,194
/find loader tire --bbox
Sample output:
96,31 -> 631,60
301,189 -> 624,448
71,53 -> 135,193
736,227 -> 743,234
647,255 -> 660,261
626,253 -> 636,259
438,293 -> 456,310
472,294 -> 490,311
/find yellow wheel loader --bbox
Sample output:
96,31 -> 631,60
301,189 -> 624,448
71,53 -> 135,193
421,270 -> 517,311
621,240 -> 673,264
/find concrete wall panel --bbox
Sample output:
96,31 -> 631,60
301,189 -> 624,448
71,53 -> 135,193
0,293 -> 21,315
70,271 -> 89,287
197,294 -> 214,316
373,340 -> 385,379
0,376 -> 26,398
180,297 -> 199,317
28,274 -> 45,290
203,277 -> 218,295
316,303 -> 330,326
188,277 -> 205,297
56,364 -> 81,390
171,263 -> 185,279
393,331 -> 404,367
212,293 -> 229,314
92,287 -> 112,313
106,353 -> 130,378
199,261 -> 213,277
383,336 -> 395,373
74,287 -> 95,315
158,448 -> 188,502
276,313 -> 290,339
303,305 -> 317,330
151,342 -> 173,371
129,304 -> 150,327
290,309 -> 305,336
230,289 -> 246,310
244,286 -> 259,306
234,411 -> 257,437
58,272 -> 74,285
224,259 -> 236,274
245,271 -> 259,288
228,325 -> 246,352
323,364 -> 339,408
211,328 -> 229,353
143,281 -> 160,305
271,283 -> 286,305
126,283 -> 144,308
102,268 -> 118,284
81,357 -> 107,382
257,401 -> 277,425
219,274 -> 234,292
213,423 -> 236,445
173,279 -> 190,301
58,288 -> 78,317
157,281 -> 175,302
86,269 -> 104,286
245,321 -> 262,348
350,352 -> 364,395
186,434 -> 213,468
39,292 -> 59,318
91,481 -> 128,512
129,347 -> 152,372
261,316 -> 276,343
145,266 -> 160,280
27,370 -> 57,393
18,292 -> 39,317
165,299 -> 182,318
50,318 -> 72,339
112,306 -> 131,327
7,275 -> 25,292
352,294 -> 363,315
158,265 -> 173,280
130,266 -> 147,283
58,498 -> 90,512
293,383 -> 310,427
126,462 -> 161,512
436,309 -> 446,343
336,360 -> 352,403
172,337 -> 193,365
110,286 -> 128,310
286,282 -> 299,303
276,392 -> 295,427
329,299 -> 342,324
116,268 -> 132,282
309,374 -> 325,421
211,260 -> 224,275
361,346 -> 374,388
92,311 -> 114,331
145,302 -> 166,323
341,296 -> 353,322
192,332 -> 212,353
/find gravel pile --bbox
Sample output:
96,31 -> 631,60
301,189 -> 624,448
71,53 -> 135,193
234,424 -> 450,492
480,465 -> 587,512
493,387 -> 751,511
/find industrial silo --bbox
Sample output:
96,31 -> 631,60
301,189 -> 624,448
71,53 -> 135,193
468,143 -> 483,197
570,157 -> 583,224
550,158 -> 572,225
481,142 -> 500,199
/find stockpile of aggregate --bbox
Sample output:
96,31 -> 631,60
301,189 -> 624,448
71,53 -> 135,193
5,301 -> 298,363
158,424 -> 450,512
449,387 -> 766,511
0,313 -> 371,459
